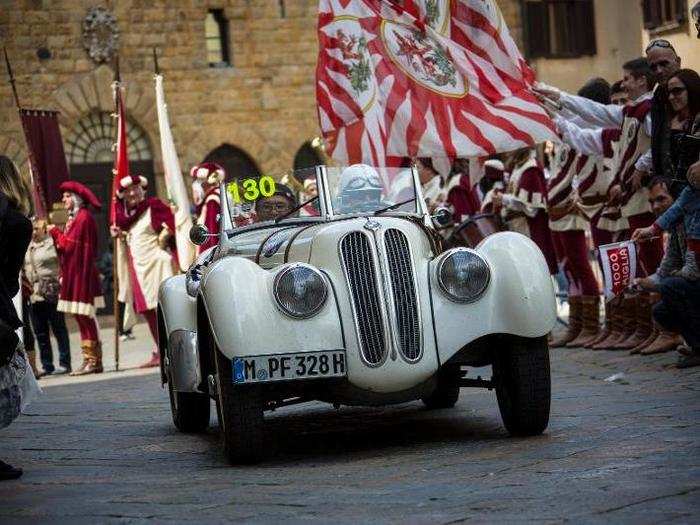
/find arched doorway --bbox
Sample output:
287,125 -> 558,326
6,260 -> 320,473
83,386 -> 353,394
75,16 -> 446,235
293,141 -> 323,170
64,111 -> 154,255
203,143 -> 260,180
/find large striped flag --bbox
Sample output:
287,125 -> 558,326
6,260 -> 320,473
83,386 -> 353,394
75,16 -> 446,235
155,74 -> 195,271
316,0 -> 557,165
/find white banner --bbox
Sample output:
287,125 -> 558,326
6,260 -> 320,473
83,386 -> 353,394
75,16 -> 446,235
598,240 -> 637,300
154,74 -> 195,271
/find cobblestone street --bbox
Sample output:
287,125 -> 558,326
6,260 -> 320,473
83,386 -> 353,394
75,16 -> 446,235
1,344 -> 699,524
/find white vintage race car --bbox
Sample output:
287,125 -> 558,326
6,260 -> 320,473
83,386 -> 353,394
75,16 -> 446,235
157,165 -> 556,464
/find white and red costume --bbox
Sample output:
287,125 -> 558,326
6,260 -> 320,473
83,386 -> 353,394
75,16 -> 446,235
191,162 -> 225,253
557,92 -> 663,276
501,153 -> 558,275
114,175 -> 177,344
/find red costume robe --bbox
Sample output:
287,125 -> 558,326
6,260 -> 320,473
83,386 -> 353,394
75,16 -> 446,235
50,208 -> 102,316
446,174 -> 480,222
115,197 -> 177,314
196,187 -> 221,253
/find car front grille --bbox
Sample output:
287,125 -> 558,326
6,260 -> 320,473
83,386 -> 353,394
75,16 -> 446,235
340,228 -> 422,366
340,231 -> 386,365
384,229 -> 421,361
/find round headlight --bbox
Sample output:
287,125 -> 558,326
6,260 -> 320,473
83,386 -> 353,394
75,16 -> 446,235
437,248 -> 490,303
273,264 -> 328,319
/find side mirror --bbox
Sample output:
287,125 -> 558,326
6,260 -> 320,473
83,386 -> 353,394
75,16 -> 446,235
189,224 -> 211,246
431,207 -> 452,228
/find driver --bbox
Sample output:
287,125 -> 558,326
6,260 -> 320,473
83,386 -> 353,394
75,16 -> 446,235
255,183 -> 297,222
336,164 -> 384,213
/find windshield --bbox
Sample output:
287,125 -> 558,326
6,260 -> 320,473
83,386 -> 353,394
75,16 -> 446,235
224,165 -> 420,227
225,167 -> 320,226
326,165 -> 419,216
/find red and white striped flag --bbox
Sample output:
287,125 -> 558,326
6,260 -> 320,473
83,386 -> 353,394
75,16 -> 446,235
316,0 -> 557,165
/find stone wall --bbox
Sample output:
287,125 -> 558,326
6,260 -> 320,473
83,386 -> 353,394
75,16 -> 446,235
0,0 -> 322,190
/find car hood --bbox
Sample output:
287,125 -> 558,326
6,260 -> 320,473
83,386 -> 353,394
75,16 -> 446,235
223,217 -> 427,269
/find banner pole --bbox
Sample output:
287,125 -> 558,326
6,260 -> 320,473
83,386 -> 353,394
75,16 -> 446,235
3,46 -> 21,109
112,56 -> 121,372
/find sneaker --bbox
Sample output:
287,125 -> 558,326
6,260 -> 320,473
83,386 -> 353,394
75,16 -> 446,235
36,369 -> 53,379
0,460 -> 23,481
53,366 -> 71,375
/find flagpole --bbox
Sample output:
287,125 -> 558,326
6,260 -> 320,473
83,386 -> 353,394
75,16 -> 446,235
153,47 -> 160,75
4,47 -> 21,109
112,55 -> 121,372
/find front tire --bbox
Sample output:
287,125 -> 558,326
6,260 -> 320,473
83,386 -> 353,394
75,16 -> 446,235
493,336 -> 550,436
422,369 -> 460,409
213,342 -> 265,465
167,379 -> 211,433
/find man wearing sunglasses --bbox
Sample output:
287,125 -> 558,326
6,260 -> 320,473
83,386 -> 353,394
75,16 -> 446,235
641,40 -> 682,193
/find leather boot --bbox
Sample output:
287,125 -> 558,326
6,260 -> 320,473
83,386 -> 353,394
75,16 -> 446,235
585,300 -> 612,348
591,297 -> 624,350
630,323 -> 659,354
71,341 -> 103,376
616,293 -> 652,350
551,296 -> 582,347
139,351 -> 160,369
70,341 -> 91,376
608,296 -> 638,350
567,296 -> 601,347
640,330 -> 683,355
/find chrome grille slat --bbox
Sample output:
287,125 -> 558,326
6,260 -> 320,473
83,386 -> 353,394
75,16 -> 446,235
341,232 -> 385,365
385,229 -> 421,361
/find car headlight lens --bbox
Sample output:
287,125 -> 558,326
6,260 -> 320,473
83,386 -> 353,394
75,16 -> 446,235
273,264 -> 328,318
437,248 -> 490,303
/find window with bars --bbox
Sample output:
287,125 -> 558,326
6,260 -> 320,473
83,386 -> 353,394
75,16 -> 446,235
205,9 -> 231,67
523,0 -> 597,59
642,0 -> 687,32
64,112 -> 151,165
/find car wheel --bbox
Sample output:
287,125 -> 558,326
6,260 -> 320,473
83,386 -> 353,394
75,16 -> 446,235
422,370 -> 460,409
167,376 -> 211,433
493,336 -> 550,436
212,341 -> 265,465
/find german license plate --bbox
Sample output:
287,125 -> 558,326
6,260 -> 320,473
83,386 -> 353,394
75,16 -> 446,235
232,350 -> 346,384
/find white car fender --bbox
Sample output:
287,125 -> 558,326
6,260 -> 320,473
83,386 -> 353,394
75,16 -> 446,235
158,274 -> 197,334
200,256 -> 344,359
431,232 -> 556,363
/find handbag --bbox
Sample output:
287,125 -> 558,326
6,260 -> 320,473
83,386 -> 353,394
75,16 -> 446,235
0,318 -> 19,366
37,277 -> 60,303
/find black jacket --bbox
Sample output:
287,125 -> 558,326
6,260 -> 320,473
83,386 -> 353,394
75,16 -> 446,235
0,193 -> 32,329
651,87 -> 670,180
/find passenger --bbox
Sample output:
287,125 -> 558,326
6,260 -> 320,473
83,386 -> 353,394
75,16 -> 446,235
256,183 -> 297,222
336,164 -> 384,213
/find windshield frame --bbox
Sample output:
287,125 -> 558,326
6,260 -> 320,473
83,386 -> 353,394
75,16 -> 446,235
222,165 -> 428,236
320,165 -> 426,219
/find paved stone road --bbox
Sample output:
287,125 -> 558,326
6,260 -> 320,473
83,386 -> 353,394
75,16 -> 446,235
1,347 -> 698,524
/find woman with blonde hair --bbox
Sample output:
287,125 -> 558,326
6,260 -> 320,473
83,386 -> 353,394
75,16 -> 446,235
0,155 -> 40,480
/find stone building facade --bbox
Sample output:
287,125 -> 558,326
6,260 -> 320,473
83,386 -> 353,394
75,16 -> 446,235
0,0 -> 324,213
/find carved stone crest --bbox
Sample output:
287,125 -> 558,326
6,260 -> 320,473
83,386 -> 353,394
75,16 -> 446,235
82,7 -> 119,64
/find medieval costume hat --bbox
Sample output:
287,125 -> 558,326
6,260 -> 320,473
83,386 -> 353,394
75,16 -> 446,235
59,180 -> 102,209
116,174 -> 148,199
484,159 -> 505,180
190,162 -> 226,185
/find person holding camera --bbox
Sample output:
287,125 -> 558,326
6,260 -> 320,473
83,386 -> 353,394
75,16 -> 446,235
633,69 -> 700,368
24,218 -> 71,376
0,155 -> 40,480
